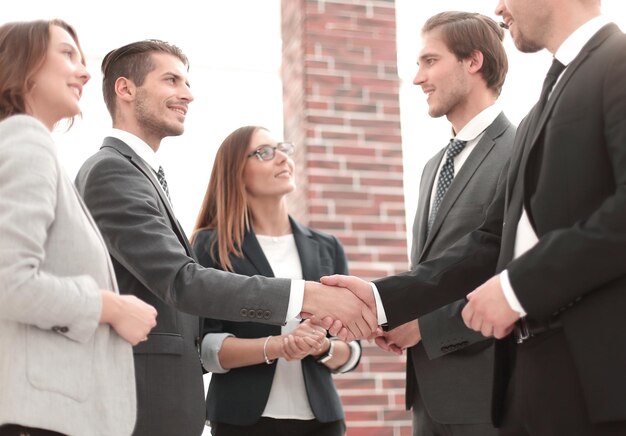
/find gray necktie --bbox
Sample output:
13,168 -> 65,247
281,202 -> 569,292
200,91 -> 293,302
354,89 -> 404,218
428,139 -> 467,233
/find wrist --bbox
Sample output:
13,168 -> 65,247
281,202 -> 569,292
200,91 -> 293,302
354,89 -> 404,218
311,336 -> 331,358
316,337 -> 335,364
99,290 -> 120,324
263,336 -> 276,364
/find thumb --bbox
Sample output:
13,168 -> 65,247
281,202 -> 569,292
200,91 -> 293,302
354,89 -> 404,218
320,275 -> 339,286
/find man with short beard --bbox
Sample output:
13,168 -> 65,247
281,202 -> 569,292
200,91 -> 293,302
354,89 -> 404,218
374,12 -> 514,436
75,39 -> 376,436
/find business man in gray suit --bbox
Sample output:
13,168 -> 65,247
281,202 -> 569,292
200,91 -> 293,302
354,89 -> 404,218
375,12 -> 515,436
75,40 -> 375,436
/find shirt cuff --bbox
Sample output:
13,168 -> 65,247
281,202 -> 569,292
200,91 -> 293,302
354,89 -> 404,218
285,279 -> 305,322
500,270 -> 527,316
200,332 -> 234,374
370,282 -> 388,325
331,339 -> 362,374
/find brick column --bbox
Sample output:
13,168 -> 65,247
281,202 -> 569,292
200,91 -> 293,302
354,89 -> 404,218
281,1 -> 411,434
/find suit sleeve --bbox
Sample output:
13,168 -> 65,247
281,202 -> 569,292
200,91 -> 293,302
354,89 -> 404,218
0,118 -> 100,342
375,162 -> 506,329
78,155 -> 291,325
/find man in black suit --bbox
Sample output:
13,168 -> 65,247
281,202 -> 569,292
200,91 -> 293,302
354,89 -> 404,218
460,0 -> 626,434
375,12 -> 514,436
75,40 -> 375,436
325,0 -> 626,434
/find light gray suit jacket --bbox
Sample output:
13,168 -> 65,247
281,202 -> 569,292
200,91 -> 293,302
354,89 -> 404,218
75,137 -> 292,436
0,115 -> 136,436
406,112 -> 515,425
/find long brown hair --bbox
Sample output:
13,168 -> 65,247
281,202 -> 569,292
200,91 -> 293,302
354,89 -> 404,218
423,11 -> 508,95
193,126 -> 267,272
0,19 -> 85,122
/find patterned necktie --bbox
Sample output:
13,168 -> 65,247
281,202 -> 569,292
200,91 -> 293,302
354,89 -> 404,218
156,166 -> 171,203
428,139 -> 468,233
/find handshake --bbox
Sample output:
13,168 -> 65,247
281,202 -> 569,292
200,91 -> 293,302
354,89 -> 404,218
301,275 -> 381,342
303,273 -> 522,348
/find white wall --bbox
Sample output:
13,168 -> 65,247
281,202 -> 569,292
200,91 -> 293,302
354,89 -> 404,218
3,0 -> 624,240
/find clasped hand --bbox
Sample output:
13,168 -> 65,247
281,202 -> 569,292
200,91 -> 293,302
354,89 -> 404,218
301,275 -> 380,342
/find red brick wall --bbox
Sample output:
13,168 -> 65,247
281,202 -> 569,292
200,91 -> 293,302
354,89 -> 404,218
281,1 -> 411,434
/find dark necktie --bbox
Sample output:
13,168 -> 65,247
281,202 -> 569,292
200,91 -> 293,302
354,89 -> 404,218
537,58 -> 566,114
156,166 -> 171,203
428,138 -> 468,233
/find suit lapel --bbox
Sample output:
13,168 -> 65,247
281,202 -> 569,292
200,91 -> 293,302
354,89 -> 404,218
421,113 -> 507,261
411,150 -> 442,266
290,217 -> 321,281
508,24 -> 617,238
100,137 -> 194,257
240,230 -> 275,277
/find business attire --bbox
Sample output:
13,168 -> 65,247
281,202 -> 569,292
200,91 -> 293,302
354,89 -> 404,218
375,18 -> 626,435
75,133 -> 294,436
194,217 -> 359,436
493,18 -> 626,435
407,110 -> 515,436
0,115 -> 136,436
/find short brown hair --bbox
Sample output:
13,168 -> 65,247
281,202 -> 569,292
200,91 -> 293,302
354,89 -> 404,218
423,11 -> 508,95
192,126 -> 266,272
101,39 -> 188,119
0,19 -> 85,121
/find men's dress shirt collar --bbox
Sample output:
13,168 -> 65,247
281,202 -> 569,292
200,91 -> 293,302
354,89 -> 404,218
453,103 -> 502,143
109,128 -> 161,173
554,15 -> 609,66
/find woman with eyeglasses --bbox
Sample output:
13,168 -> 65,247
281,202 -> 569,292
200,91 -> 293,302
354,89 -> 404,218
192,126 -> 361,436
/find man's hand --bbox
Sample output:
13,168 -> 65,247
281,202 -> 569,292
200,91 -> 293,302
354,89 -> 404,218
375,319 -> 421,355
302,280 -> 377,341
461,275 -> 519,338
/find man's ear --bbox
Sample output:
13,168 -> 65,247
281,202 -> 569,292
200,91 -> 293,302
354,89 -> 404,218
114,77 -> 135,102
467,49 -> 484,74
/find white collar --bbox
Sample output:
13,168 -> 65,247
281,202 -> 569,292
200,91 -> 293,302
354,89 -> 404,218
555,15 -> 610,66
454,103 -> 502,142
109,128 -> 162,173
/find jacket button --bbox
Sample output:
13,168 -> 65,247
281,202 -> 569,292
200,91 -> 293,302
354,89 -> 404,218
240,309 -> 248,317
248,310 -> 256,318
263,311 -> 271,319
256,309 -> 264,319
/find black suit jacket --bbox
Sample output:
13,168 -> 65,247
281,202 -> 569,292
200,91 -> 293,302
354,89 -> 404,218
376,23 -> 626,424
406,113 -> 515,425
193,217 -> 358,425
495,23 -> 626,423
75,138 -> 292,436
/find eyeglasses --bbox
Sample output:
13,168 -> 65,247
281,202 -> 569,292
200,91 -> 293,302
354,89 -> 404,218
247,142 -> 295,161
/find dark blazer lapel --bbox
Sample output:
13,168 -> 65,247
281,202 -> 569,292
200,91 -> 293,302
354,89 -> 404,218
240,230 -> 275,277
100,137 -> 194,256
522,24 -> 618,174
290,217 -> 321,281
422,113 -> 506,258
413,149 -> 443,263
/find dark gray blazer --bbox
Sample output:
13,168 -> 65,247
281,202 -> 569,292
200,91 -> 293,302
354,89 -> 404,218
376,24 -> 626,425
193,217 -> 358,425
75,137 -> 292,436
406,112 -> 515,424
